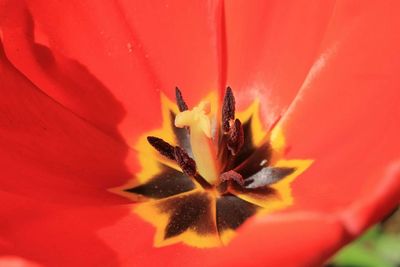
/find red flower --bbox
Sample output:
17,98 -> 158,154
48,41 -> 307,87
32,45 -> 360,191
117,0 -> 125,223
1,0 -> 400,266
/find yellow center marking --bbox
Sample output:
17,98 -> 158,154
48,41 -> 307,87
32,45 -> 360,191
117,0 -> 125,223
112,92 -> 313,248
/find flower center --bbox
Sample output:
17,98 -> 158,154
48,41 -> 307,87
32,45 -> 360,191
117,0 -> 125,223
147,88 -> 256,195
116,87 -> 313,248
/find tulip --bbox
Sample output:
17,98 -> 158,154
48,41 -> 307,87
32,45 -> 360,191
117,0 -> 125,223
1,0 -> 400,266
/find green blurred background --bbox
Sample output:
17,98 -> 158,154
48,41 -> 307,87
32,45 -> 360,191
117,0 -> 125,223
327,207 -> 400,267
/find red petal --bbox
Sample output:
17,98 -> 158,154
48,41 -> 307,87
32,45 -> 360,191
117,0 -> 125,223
280,0 -> 400,234
0,42 -> 133,205
83,209 -> 348,266
1,0 -> 222,144
212,212 -> 348,267
2,203 -> 346,267
0,256 -> 42,267
340,161 -> 400,235
0,204 -> 132,267
224,0 -> 336,125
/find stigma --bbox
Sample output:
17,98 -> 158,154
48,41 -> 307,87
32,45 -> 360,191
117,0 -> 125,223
174,100 -> 219,184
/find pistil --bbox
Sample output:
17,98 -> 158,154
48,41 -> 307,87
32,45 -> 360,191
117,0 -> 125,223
175,101 -> 219,184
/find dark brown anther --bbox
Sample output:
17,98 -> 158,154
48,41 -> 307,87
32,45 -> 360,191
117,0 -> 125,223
222,87 -> 235,132
175,87 -> 188,112
219,170 -> 244,186
147,136 -> 176,160
227,119 -> 244,156
174,146 -> 197,177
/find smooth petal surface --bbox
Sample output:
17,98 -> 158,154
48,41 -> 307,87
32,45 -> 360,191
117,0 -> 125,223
0,256 -> 43,267
224,0 -> 336,125
1,204 -> 131,267
280,0 -> 400,234
0,42 -> 134,205
0,0 -> 222,145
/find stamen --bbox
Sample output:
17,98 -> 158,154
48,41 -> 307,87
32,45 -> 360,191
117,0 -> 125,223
173,146 -> 212,189
175,101 -> 219,184
147,136 -> 176,160
175,87 -> 188,112
220,170 -> 244,186
222,87 -> 235,133
227,119 -> 244,156
174,146 -> 196,177
147,136 -> 212,189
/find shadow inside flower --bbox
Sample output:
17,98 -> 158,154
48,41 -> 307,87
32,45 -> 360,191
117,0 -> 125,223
0,7 -> 133,267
